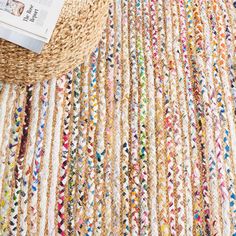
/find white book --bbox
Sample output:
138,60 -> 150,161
0,0 -> 64,53
0,23 -> 45,53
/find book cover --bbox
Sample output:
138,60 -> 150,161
0,0 -> 64,53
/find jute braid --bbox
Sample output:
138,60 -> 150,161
0,0 -> 110,84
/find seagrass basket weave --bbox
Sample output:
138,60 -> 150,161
0,0 -> 110,84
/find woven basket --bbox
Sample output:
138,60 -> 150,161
0,0 -> 110,84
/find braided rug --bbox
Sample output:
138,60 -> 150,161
0,0 -> 236,235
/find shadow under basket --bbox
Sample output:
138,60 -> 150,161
0,0 -> 110,85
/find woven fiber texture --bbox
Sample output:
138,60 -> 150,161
0,0 -> 236,235
0,0 -> 110,84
